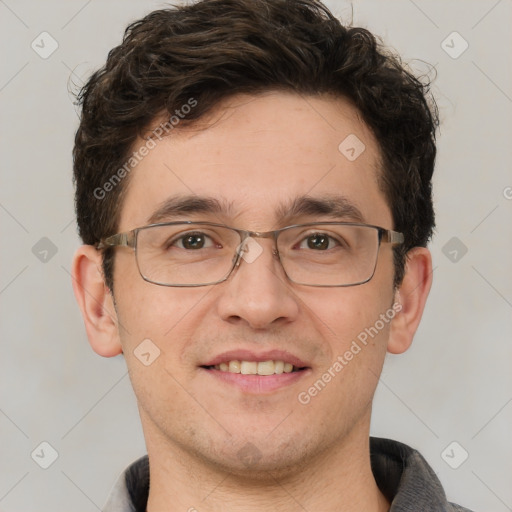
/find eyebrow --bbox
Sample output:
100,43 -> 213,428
147,195 -> 234,224
146,194 -> 365,225
277,195 -> 365,224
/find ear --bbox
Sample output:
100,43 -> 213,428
71,245 -> 122,357
387,247 -> 432,354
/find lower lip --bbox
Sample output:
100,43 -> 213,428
200,368 -> 311,393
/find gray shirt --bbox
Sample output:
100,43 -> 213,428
103,437 -> 474,512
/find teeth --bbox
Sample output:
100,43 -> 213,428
256,360 -> 275,376
213,360 -> 299,375
240,361 -> 257,375
228,360 -> 241,373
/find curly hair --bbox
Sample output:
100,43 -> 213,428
73,0 -> 438,291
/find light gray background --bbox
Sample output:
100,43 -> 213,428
1,0 -> 511,510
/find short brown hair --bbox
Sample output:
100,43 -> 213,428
73,0 -> 438,291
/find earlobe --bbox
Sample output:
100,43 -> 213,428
71,245 -> 123,357
387,247 -> 433,355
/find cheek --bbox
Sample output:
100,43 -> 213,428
113,284 -> 205,421
297,277 -> 395,398
304,282 -> 393,352
113,263 -> 195,362
296,293 -> 393,429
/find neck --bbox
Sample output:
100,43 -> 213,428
144,414 -> 389,512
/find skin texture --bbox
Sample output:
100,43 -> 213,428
72,92 -> 432,512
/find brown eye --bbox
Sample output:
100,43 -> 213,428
299,233 -> 340,251
307,234 -> 330,250
169,232 -> 215,250
181,234 -> 206,249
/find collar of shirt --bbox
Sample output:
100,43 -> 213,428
102,437 -> 474,512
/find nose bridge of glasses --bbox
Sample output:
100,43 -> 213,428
232,229 -> 280,267
249,229 -> 280,250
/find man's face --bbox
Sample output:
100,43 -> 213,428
111,92 -> 397,474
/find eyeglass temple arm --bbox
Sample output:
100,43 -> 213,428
383,229 -> 404,245
96,232 -> 135,250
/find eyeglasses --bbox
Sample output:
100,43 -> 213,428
96,221 -> 404,287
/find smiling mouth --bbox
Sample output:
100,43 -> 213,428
201,360 -> 308,376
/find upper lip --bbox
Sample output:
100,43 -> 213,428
201,349 -> 310,368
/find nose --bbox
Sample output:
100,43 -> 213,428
215,236 -> 300,329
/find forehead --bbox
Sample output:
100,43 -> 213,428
118,92 -> 391,230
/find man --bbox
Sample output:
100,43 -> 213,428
71,0 -> 474,510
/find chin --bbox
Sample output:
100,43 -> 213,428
195,435 -> 320,481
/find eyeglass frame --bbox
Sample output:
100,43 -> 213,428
96,220 -> 404,288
